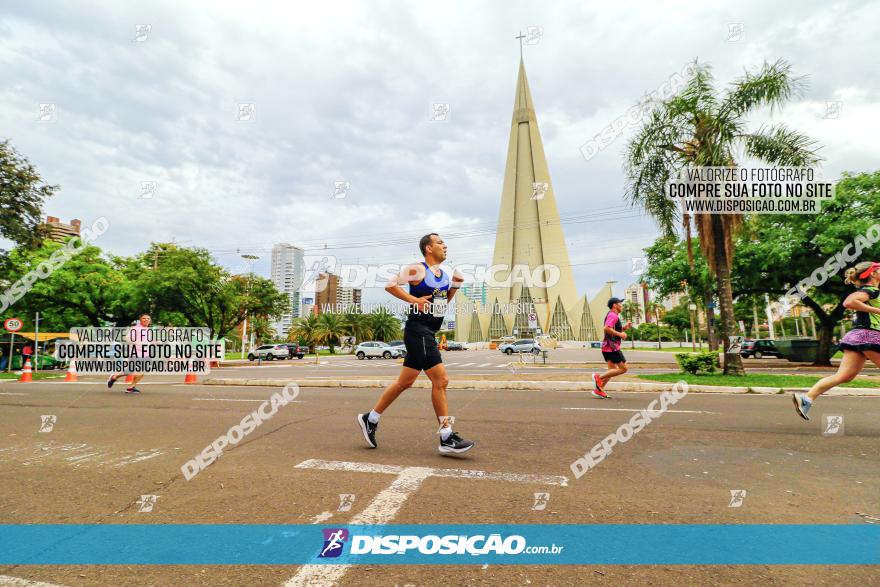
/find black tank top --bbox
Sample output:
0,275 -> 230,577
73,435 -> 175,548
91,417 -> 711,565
406,262 -> 450,332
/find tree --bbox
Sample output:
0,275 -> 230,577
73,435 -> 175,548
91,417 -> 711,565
0,140 -> 57,254
316,312 -> 347,353
289,314 -> 322,353
131,245 -> 287,338
731,170 -> 880,365
368,309 -> 402,342
1,240 -> 128,329
625,59 -> 820,374
342,311 -> 373,344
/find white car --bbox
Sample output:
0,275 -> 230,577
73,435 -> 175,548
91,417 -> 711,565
248,344 -> 289,361
355,341 -> 404,360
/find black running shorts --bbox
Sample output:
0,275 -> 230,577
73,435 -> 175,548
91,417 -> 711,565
403,325 -> 442,371
601,350 -> 626,364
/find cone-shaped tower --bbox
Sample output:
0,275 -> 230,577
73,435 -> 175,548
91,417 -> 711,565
455,58 -> 596,342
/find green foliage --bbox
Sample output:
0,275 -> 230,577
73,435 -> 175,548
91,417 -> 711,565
675,350 -> 719,374
367,309 -> 402,342
0,140 -> 58,252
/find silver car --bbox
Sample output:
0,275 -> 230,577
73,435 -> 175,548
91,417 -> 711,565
355,341 -> 404,360
498,339 -> 542,355
248,344 -> 289,361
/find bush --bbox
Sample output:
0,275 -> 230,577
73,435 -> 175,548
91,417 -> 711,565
675,351 -> 719,374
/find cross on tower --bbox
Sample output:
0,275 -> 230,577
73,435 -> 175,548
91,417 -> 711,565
515,30 -> 526,59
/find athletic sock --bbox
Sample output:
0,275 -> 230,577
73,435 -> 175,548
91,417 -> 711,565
802,395 -> 813,405
368,410 -> 381,424
438,416 -> 454,441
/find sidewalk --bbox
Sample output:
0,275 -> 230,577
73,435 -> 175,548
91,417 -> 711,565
202,376 -> 880,396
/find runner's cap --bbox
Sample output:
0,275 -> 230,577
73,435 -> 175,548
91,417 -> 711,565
607,297 -> 623,308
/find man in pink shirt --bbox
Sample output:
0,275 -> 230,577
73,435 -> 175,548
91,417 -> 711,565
107,314 -> 151,394
592,297 -> 631,399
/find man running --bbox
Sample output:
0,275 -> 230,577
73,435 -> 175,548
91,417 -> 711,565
357,233 -> 474,454
107,314 -> 151,394
592,297 -> 631,399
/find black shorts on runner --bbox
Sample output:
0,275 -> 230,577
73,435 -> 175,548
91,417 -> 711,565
602,350 -> 626,364
402,325 -> 442,371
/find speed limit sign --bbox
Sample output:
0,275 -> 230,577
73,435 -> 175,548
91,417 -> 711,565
4,318 -> 23,332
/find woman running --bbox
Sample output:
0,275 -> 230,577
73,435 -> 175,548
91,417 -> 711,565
793,261 -> 880,420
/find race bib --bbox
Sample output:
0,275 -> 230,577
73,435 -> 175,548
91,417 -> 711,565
432,291 -> 448,318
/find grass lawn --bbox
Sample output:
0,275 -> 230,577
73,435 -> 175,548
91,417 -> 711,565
0,371 -> 65,380
630,346 -> 716,353
638,372 -> 880,389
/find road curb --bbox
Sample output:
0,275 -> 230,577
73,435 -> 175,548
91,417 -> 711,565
201,378 -> 880,396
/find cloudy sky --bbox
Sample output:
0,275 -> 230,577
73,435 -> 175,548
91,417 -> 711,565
2,0 -> 878,304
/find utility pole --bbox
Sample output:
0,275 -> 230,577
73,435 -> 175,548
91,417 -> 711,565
34,312 -> 40,372
241,254 -> 260,357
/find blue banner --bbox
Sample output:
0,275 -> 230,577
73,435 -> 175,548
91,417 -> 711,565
1,524 -> 877,565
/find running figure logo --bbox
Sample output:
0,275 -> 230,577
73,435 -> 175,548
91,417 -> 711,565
728,489 -> 747,508
823,415 -> 844,436
337,494 -> 355,512
39,415 -> 57,433
319,528 -> 349,558
532,492 -> 550,511
137,495 -> 158,512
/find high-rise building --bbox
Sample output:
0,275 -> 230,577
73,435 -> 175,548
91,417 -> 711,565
454,57 -> 605,342
315,272 -> 339,313
624,283 -> 648,325
42,216 -> 81,242
270,243 -> 304,337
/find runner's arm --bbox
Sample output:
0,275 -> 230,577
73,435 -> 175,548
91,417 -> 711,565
843,291 -> 880,313
446,268 -> 465,302
386,263 -> 429,308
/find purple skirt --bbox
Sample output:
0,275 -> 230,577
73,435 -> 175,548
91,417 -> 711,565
839,328 -> 880,353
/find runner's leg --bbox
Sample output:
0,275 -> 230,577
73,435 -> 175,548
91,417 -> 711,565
806,351 -> 864,401
425,363 -> 449,419
373,367 -> 420,413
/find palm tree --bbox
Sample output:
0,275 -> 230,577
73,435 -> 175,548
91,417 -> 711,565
342,311 -> 373,345
645,300 -> 664,349
625,59 -> 820,375
288,314 -> 321,353
368,309 -> 403,342
316,312 -> 347,353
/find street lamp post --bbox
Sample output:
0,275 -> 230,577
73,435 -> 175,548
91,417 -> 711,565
241,255 -> 260,357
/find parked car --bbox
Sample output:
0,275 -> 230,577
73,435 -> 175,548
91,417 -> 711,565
498,339 -> 542,355
248,344 -> 289,361
355,341 -> 405,360
740,339 -> 782,359
446,341 -> 466,351
282,343 -> 307,359
387,340 -> 407,357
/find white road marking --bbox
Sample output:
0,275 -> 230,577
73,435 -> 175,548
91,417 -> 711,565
459,363 -> 475,367
286,459 -> 568,585
477,363 -> 492,367
191,398 -> 304,403
562,407 -> 719,414
0,575 -> 69,587
0,392 -> 27,395
310,511 -> 333,524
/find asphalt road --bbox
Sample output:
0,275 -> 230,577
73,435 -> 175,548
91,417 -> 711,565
1,378 -> 878,586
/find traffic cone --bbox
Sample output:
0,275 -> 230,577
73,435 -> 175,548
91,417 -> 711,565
184,362 -> 197,384
19,359 -> 33,382
64,360 -> 78,382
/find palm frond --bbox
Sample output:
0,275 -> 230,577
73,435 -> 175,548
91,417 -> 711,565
740,124 -> 822,167
720,58 -> 807,119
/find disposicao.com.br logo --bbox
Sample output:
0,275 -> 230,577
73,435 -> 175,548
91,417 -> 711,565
318,529 -> 563,557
